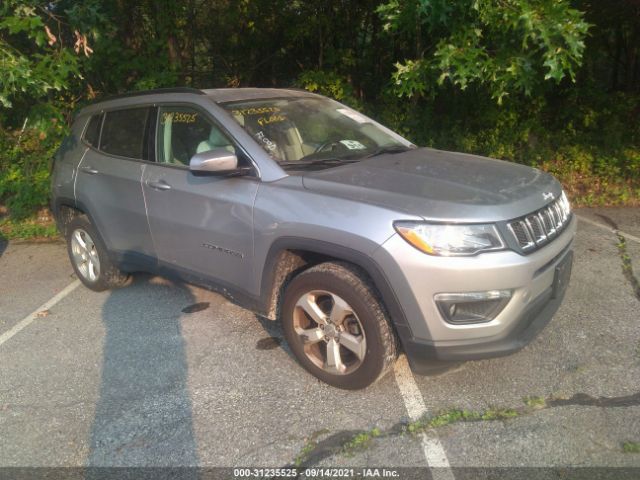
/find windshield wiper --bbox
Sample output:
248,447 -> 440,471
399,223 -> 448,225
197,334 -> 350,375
279,158 -> 360,168
360,145 -> 413,159
278,146 -> 413,168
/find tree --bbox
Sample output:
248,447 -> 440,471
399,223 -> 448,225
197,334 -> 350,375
0,1 -> 93,110
379,0 -> 590,103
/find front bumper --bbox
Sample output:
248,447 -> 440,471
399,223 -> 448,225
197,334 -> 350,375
374,215 -> 577,374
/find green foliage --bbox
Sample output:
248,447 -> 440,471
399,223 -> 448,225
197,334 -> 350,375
342,427 -> 382,456
0,0 -> 638,220
373,84 -> 640,205
623,441 -> 640,454
523,396 -> 546,409
0,123 -> 65,219
381,0 -> 590,103
297,70 -> 362,109
0,1 -> 86,108
0,216 -> 58,240
406,407 -> 519,434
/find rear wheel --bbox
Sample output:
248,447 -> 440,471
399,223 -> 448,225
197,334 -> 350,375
282,262 -> 398,389
66,215 -> 130,291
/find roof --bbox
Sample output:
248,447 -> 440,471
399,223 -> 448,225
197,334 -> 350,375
76,87 -> 319,117
202,87 -> 317,103
87,87 -> 316,106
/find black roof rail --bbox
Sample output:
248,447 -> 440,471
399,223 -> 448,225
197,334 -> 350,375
88,87 -> 205,105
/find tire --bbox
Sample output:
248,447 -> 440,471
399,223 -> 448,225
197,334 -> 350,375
65,215 -> 130,292
281,261 -> 398,389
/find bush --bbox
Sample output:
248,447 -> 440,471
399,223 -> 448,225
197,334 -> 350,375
297,70 -> 363,110
0,123 -> 65,219
373,86 -> 640,206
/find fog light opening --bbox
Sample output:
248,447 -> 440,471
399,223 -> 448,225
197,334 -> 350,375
434,290 -> 512,325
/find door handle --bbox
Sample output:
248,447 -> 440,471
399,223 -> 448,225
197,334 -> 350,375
80,166 -> 99,175
147,180 -> 172,191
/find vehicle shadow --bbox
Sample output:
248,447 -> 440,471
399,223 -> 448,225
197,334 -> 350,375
87,273 -> 200,475
253,313 -> 293,355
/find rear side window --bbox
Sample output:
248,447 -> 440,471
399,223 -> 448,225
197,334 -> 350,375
83,114 -> 102,147
100,108 -> 150,159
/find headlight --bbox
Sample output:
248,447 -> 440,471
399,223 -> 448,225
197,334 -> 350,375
394,222 -> 505,256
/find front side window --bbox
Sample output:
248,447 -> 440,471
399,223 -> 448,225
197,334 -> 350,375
100,108 -> 150,159
156,106 -> 235,166
220,97 -> 413,168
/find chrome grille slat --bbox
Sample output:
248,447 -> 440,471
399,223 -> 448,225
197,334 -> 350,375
507,221 -> 535,251
507,196 -> 571,254
526,215 -> 547,245
537,212 -> 551,236
552,203 -> 562,225
547,206 -> 558,229
543,208 -> 557,236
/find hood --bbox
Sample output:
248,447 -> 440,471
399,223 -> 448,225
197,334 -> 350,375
301,147 -> 562,223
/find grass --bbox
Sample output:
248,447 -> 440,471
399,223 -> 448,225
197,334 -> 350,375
0,207 -> 59,241
342,428 -> 382,457
0,217 -> 59,240
523,396 -> 547,409
293,429 -> 330,467
622,441 -> 640,453
407,407 -> 519,434
290,405 -> 526,465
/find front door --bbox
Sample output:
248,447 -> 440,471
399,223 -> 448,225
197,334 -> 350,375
142,105 -> 258,291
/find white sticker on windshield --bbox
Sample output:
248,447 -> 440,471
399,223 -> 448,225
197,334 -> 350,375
339,140 -> 366,150
336,108 -> 369,124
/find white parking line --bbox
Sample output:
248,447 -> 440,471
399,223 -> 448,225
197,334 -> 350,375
0,280 -> 81,347
394,355 -> 455,479
577,215 -> 640,244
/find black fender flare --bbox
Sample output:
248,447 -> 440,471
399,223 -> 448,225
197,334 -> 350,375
260,237 -> 410,331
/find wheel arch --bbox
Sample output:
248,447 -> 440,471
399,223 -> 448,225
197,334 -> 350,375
52,197 -> 86,237
259,237 -> 409,333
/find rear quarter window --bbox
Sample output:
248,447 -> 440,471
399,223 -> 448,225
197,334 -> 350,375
83,114 -> 103,147
100,108 -> 150,159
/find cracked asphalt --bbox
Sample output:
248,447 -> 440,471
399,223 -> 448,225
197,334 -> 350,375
0,208 -> 639,475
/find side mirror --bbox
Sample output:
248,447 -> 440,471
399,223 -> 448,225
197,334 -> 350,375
189,148 -> 238,174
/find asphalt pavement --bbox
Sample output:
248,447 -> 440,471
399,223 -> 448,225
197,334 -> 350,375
0,208 -> 639,477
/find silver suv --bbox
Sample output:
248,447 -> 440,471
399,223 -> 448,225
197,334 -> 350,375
51,87 -> 575,389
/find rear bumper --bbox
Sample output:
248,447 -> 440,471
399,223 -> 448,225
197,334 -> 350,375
401,250 -> 572,374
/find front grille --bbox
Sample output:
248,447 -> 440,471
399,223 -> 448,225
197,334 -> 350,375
507,196 -> 571,253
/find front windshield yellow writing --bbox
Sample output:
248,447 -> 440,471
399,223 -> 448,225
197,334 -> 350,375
258,114 -> 286,126
232,106 -> 281,116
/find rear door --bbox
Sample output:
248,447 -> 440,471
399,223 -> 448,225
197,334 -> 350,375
75,107 -> 156,262
142,105 -> 258,290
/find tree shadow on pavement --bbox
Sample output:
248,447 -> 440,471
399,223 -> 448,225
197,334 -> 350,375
87,274 -> 200,475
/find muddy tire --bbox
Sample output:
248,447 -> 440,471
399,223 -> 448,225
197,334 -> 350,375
66,215 -> 130,292
282,261 -> 398,389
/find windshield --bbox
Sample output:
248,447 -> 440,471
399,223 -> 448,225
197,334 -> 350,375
221,97 -> 413,167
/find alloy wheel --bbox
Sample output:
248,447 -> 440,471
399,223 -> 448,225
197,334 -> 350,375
292,290 -> 367,375
70,228 -> 101,282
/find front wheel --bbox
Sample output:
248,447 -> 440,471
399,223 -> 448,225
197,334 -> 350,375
282,262 -> 398,389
